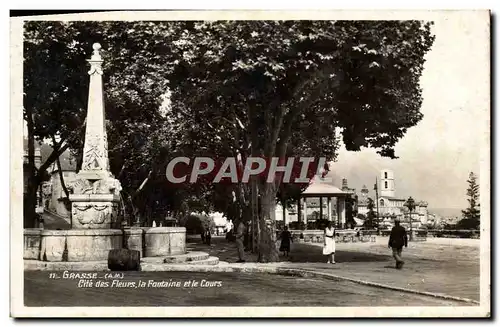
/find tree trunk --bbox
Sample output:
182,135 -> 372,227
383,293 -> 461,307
25,177 -> 39,228
250,177 -> 259,253
56,154 -> 70,199
258,183 -> 279,262
52,135 -> 70,201
281,200 -> 286,226
24,110 -> 37,228
241,202 -> 252,249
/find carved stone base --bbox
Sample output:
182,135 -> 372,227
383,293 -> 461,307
70,195 -> 121,229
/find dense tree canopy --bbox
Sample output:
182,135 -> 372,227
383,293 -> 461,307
166,20 -> 434,261
23,20 -> 434,261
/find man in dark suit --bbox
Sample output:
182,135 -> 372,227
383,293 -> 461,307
388,219 -> 408,269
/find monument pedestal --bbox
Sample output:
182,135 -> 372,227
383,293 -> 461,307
70,194 -> 121,229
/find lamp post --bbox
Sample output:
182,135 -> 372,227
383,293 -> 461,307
374,178 -> 380,229
405,196 -> 416,241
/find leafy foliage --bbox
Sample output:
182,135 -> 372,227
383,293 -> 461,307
405,197 -> 416,212
364,197 -> 378,228
24,20 -> 434,261
459,172 -> 480,229
166,20 -> 434,261
179,214 -> 216,234
345,196 -> 357,227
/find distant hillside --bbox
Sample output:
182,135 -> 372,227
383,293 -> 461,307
428,208 -> 463,219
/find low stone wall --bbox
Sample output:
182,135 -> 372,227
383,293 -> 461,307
380,229 -> 428,242
426,229 -> 480,239
286,230 -> 377,244
24,228 -> 42,260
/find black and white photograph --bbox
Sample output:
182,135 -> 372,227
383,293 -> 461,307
9,10 -> 490,318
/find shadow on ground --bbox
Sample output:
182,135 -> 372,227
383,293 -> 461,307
187,236 -> 389,263
24,271 -> 467,307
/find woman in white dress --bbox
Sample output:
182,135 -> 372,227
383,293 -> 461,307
323,221 -> 336,264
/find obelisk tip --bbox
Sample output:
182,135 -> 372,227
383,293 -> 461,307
89,43 -> 103,63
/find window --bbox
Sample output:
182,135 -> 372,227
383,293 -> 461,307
380,199 -> 385,206
384,172 -> 388,179
385,181 -> 388,189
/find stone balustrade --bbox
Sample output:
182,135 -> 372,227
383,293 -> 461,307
283,229 -> 377,244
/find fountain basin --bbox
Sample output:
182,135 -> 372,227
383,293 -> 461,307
144,227 -> 186,257
39,229 -> 123,262
123,227 -> 145,257
24,228 -> 42,260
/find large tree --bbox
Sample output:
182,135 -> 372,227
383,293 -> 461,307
167,20 -> 435,261
24,21 -> 435,263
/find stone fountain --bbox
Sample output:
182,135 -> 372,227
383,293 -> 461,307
34,43 -> 123,262
24,43 -> 192,268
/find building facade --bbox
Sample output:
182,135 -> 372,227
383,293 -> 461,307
357,169 -> 429,229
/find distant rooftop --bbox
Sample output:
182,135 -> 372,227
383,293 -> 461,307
302,176 -> 354,196
379,195 -> 408,201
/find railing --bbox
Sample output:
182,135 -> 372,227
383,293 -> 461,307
278,228 -> 480,242
427,229 -> 480,239
379,229 -> 480,239
278,229 -> 378,244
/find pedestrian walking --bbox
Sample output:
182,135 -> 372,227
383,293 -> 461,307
205,229 -> 212,246
279,226 -> 293,257
388,218 -> 408,269
323,221 -> 336,264
235,220 -> 246,263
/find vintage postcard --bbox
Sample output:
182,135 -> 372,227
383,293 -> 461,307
10,10 -> 491,318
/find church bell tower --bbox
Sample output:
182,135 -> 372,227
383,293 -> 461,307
380,169 -> 395,198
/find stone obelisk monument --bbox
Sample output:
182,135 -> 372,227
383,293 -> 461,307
33,43 -> 186,263
68,43 -> 122,229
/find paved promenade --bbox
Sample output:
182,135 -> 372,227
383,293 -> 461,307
188,235 -> 480,302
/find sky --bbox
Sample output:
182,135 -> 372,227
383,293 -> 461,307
328,13 -> 489,210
